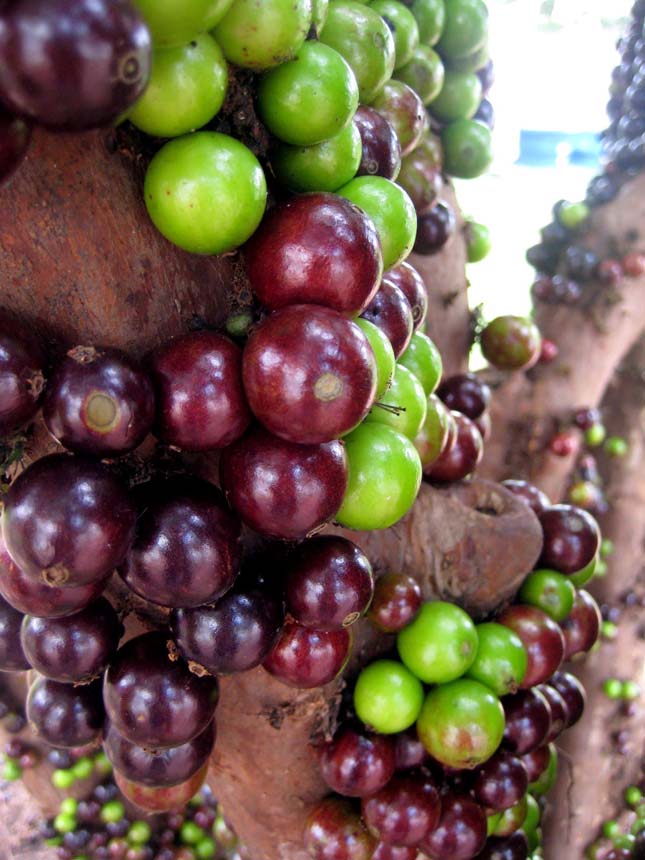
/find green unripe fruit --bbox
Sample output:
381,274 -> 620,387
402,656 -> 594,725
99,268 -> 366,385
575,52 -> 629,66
100,801 -> 126,824
354,658 -> 424,733
54,813 -> 77,834
2,759 -> 22,781
132,0 -> 235,47
441,118 -> 492,178
365,363 -> 428,439
558,201 -> 590,230
370,0 -> 420,69
399,332 -> 443,395
584,423 -> 606,447
603,678 -> 623,699
395,45 -> 445,105
410,0 -> 446,46
271,123 -> 362,193
397,600 -> 478,683
604,436 -> 629,457
414,395 -> 452,469
569,555 -> 597,587
52,769 -> 76,790
465,621 -> 527,696
436,0 -> 488,60
356,319 -> 396,399
519,569 -> 576,622
71,757 -> 94,781
466,220 -> 492,262
430,70 -> 481,122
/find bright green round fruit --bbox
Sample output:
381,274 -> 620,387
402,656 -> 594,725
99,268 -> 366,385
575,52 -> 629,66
336,422 -> 422,530
365,363 -> 427,439
129,36 -> 228,137
397,600 -> 478,684
370,0 -> 419,70
213,0 -> 311,71
399,332 -> 443,395
395,45 -> 445,105
2,759 -> 22,781
356,319 -> 396,399
338,176 -> 416,268
465,622 -> 527,697
436,0 -> 488,59
416,678 -> 505,769
523,794 -> 541,836
319,1 -> 396,104
312,0 -> 330,32
71,757 -> 94,780
271,122 -> 362,193
258,41 -> 359,146
529,744 -> 557,796
414,394 -> 452,469
145,132 -> 267,255
441,118 -> 492,178
354,659 -> 424,733
487,812 -> 502,837
494,796 -> 527,836
410,0 -> 445,46
430,70 -> 481,122
519,569 -> 575,622
466,220 -> 491,262
558,201 -> 590,230
132,0 -> 235,47
569,555 -> 597,588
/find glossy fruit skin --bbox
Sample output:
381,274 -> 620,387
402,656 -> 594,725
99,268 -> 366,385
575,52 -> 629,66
0,0 -> 151,129
501,480 -> 550,516
480,316 -> 542,372
284,537 -> 373,630
431,70 -> 482,124
466,220 -> 492,262
371,0 -> 420,69
258,42 -> 359,146
477,831 -> 529,860
304,797 -> 376,860
361,280 -> 414,360
384,263 -> 429,332
491,796 -> 527,837
213,0 -> 311,71
561,589 -> 601,660
547,671 -> 586,728
0,595 -> 30,672
366,364 -> 428,439
372,843 -> 417,860
118,477 -> 241,608
144,132 -> 267,255
436,0 -> 488,60
538,505 -> 600,575
132,0 -> 233,46
272,123 -> 362,193
441,118 -> 493,178
414,201 -> 456,255
21,597 -> 120,683
27,676 -> 104,748
319,727 -> 396,797
245,193 -> 382,316
473,751 -> 528,813
354,106 -> 402,181
501,688 -> 552,755
114,762 -> 209,813
396,45 -> 445,104
538,683 -> 567,742
518,570 -> 575,623
465,622 -> 527,697
520,744 -> 549,784
356,319 -> 396,399
361,773 -> 441,846
396,151 -> 442,216
414,395 -> 453,470
243,305 -> 376,444
419,792 -> 487,860
263,621 -> 351,688
397,601 -> 477,684
368,573 -> 422,633
103,719 -> 215,788
2,454 -> 136,588
437,373 -> 491,420
336,423 -> 422,531
0,107 -> 31,186
43,346 -> 154,457
220,425 -> 348,540
354,659 -> 424,734
426,412 -> 483,482
497,605 -> 565,688
410,0 -> 445,46
319,2 -> 396,104
0,323 -> 45,436
527,743 -> 557,796
104,632 -> 218,749
371,80 -> 426,157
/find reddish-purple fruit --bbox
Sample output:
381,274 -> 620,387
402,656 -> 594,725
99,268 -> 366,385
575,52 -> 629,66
149,330 -> 250,451
419,793 -> 487,860
383,263 -> 428,331
413,202 -> 455,255
118,477 -> 241,608
367,573 -> 422,633
0,320 -> 45,435
396,152 -> 442,215
245,193 -> 382,316
354,105 -> 402,180
475,412 -> 491,441
104,632 -> 218,749
0,594 -> 30,672
393,727 -> 428,770
538,505 -> 600,575
361,281 -> 414,359
2,454 -> 136,588
0,107 -> 32,185
372,844 -> 417,860
284,536 -> 374,630
520,745 -> 550,783
103,719 -> 215,788
243,305 -> 376,444
362,773 -> 441,846
21,597 -> 121,683
561,589 -> 601,660
501,480 -> 550,516
263,621 -> 351,688
437,374 -> 491,420
538,684 -> 568,742
480,316 -> 542,372
472,752 -> 528,812
27,676 -> 104,748
304,797 -> 376,860
372,81 -> 426,157
502,688 -> 552,755
114,762 -> 208,814
43,346 -> 154,457
547,671 -> 586,728
319,727 -> 396,798
477,832 -> 529,860
426,412 -> 483,482
220,425 -> 348,539
497,605 -> 564,688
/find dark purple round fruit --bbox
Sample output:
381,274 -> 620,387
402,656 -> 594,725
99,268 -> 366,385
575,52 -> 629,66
354,105 -> 402,180
502,688 -> 552,755
413,202 -> 455,255
220,425 -> 348,540
382,263 -> 428,331
361,773 -> 441,846
480,316 -> 541,372
372,844 -> 417,860
418,793 -> 487,860
0,107 -> 31,185
149,330 -> 250,452
477,60 -> 495,96
426,412 -> 483,482
245,193 -> 382,316
171,585 -> 284,675
538,505 -> 600,575
103,719 -> 215,788
372,80 -> 425,158
497,604 -> 565,688
2,454 -> 136,588
43,346 -> 154,457
0,318 -> 45,436
477,832 -> 529,860
500,480 -> 550,516
118,477 -> 241,609
360,281 -> 414,359
473,98 -> 495,129
319,726 -> 396,798
561,589 -> 601,660
284,536 -> 374,630
393,727 -> 428,770
437,373 -> 491,420
367,573 -> 422,633
0,0 -> 151,130
547,671 -> 586,728
103,631 -> 218,749
0,594 -> 29,672
27,676 -> 104,747
243,305 -> 377,444
472,752 -> 528,812
538,683 -> 567,742
304,797 -> 376,860
262,621 -> 351,688
396,151 -> 442,215
520,744 -> 550,783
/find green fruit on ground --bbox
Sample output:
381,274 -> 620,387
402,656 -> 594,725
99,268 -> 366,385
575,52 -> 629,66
356,319 -> 396,399
399,332 -> 443,395
466,220 -> 492,262
371,80 -> 426,157
365,363 -> 427,439
529,744 -> 557,795
258,42 -> 359,145
395,45 -> 445,105
319,1 -> 396,104
397,600 -> 478,684
336,422 -> 422,530
429,70 -> 481,122
144,131 -> 267,254
465,622 -> 527,697
312,0 -> 330,33
441,118 -> 492,178
480,315 -> 542,371
416,678 -> 505,769
133,0 -> 234,47
569,555 -> 597,588
410,0 -> 445,46
414,395 -> 452,469
436,0 -> 488,60
519,570 -> 575,622
338,176 -> 417,269
271,122 -> 362,193
213,0 -> 312,70
370,0 -> 420,69
128,36 -> 228,138
354,658 -> 424,733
